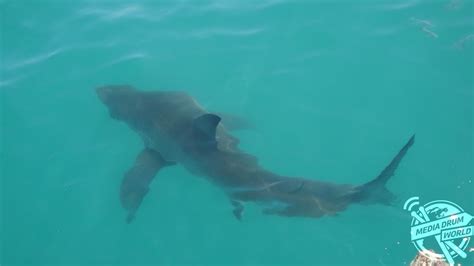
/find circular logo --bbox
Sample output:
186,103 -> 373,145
404,197 -> 473,264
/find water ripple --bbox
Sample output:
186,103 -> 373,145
376,0 -> 422,11
198,0 -> 285,12
0,75 -> 26,88
190,27 -> 264,38
77,4 -> 181,23
410,17 -> 439,38
4,40 -> 122,72
7,47 -> 66,70
453,34 -> 474,50
100,52 -> 148,68
78,4 -> 145,21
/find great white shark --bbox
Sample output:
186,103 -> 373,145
96,85 -> 415,223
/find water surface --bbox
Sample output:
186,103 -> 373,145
1,0 -> 473,265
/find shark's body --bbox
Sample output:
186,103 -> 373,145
96,85 -> 415,223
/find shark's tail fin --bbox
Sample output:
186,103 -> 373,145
352,134 -> 415,205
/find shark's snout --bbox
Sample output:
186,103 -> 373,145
95,85 -> 137,103
96,86 -> 112,103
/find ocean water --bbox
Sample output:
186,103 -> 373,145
1,0 -> 473,265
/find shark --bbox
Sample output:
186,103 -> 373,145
96,85 -> 415,223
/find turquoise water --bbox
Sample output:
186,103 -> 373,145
1,0 -> 473,265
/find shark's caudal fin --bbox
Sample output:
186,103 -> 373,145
353,134 -> 415,205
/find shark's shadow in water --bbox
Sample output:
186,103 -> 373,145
96,85 -> 415,223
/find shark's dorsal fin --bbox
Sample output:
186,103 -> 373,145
193,113 -> 221,149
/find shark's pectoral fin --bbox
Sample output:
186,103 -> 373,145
120,148 -> 174,223
231,200 -> 244,221
192,113 -> 221,149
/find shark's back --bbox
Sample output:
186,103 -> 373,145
142,91 -> 204,133
138,91 -> 248,168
